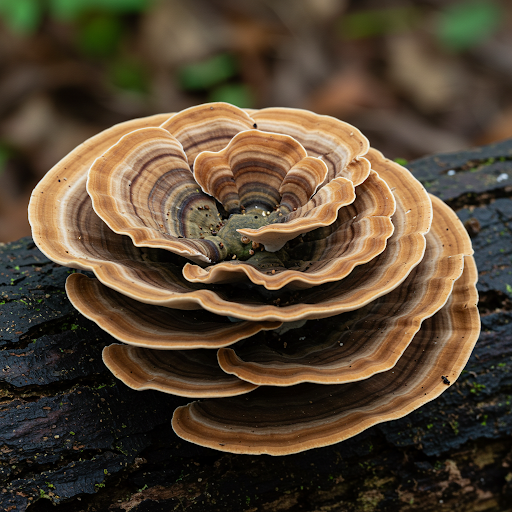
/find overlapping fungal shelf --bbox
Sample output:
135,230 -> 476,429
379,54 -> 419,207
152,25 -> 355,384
28,103 -> 480,455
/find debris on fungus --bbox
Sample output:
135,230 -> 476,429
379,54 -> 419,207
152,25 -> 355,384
29,102 -> 480,455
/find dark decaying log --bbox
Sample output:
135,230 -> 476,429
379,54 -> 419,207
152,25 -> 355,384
2,139 -> 512,512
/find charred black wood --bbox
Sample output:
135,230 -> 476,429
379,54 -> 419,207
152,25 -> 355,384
2,139 -> 512,511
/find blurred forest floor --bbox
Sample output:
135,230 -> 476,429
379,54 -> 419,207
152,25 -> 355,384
1,0 -> 512,242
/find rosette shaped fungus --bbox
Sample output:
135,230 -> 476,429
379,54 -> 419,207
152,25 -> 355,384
29,102 -> 480,455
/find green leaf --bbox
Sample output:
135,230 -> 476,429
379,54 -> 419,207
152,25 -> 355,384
49,0 -> 82,21
49,0 -> 150,22
0,0 -> 42,34
338,7 -> 418,40
178,54 -> 238,91
89,0 -> 149,11
436,1 -> 501,52
109,59 -> 148,93
77,15 -> 124,58
208,84 -> 254,108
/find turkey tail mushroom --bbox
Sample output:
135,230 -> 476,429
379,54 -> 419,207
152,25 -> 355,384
172,256 -> 479,455
28,103 -> 480,455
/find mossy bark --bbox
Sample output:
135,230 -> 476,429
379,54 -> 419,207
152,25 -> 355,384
2,139 -> 512,512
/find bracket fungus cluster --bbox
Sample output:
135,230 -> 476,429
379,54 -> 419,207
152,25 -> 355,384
28,103 -> 480,455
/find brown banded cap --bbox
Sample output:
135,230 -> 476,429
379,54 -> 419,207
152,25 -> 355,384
28,104 -> 480,455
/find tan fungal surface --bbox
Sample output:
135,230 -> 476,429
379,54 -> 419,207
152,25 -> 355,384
65,273 -> 281,350
28,114 -> 430,321
250,107 -> 370,185
28,113 -> 173,268
180,148 -> 431,321
103,344 -> 257,397
216,195 -> 472,385
182,170 -> 394,290
172,256 -> 479,454
235,176 -> 356,252
193,129 -> 322,214
87,127 -> 224,263
28,103 -> 480,455
160,102 -> 255,165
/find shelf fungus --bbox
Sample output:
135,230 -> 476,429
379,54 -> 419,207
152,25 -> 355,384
29,103 -> 480,455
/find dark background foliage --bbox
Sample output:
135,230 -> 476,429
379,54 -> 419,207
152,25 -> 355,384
1,0 -> 511,242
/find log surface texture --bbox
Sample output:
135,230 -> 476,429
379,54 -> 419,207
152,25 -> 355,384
2,139 -> 512,511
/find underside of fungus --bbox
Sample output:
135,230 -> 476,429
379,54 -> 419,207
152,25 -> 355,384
29,103 -> 480,456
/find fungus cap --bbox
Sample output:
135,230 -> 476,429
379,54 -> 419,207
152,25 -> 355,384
28,103 -> 480,455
